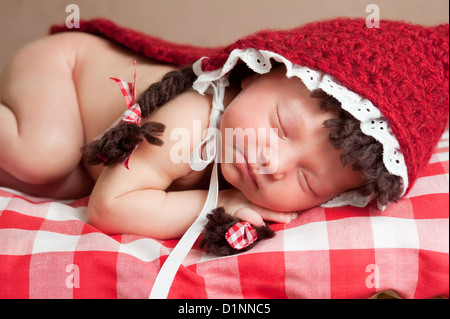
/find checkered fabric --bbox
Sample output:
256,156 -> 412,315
225,222 -> 258,250
0,132 -> 448,299
110,61 -> 141,125
121,104 -> 142,124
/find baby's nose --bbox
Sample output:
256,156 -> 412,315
256,145 -> 286,179
258,147 -> 271,165
272,171 -> 285,180
257,143 -> 300,181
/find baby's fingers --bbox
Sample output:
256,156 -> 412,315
257,208 -> 298,224
233,207 -> 265,227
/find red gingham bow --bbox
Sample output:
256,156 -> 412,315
110,61 -> 142,125
225,222 -> 258,250
109,61 -> 142,168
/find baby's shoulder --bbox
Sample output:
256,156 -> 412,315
128,90 -> 213,183
150,90 -> 213,144
149,90 -> 212,163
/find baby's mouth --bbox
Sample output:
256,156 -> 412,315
235,149 -> 259,189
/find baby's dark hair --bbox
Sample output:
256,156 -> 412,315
82,66 -> 197,165
311,90 -> 403,206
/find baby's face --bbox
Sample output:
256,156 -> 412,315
219,68 -> 363,212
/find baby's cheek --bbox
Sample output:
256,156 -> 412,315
220,162 -> 240,188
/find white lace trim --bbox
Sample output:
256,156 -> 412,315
192,49 -> 408,210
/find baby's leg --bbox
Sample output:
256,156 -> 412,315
0,35 -> 85,192
0,165 -> 94,199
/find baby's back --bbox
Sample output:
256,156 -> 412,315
64,32 -> 177,144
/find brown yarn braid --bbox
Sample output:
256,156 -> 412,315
82,66 -> 197,165
199,207 -> 275,256
311,90 -> 403,206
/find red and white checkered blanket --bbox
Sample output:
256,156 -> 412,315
1,133 -> 448,299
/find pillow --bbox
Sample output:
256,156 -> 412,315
0,132 -> 448,298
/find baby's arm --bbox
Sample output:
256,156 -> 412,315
88,90 -> 212,239
89,170 -> 294,239
89,171 -> 209,239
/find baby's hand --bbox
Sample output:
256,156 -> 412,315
217,188 -> 298,226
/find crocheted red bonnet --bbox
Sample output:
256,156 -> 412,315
51,18 -> 449,208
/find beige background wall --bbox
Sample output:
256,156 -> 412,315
0,0 -> 449,71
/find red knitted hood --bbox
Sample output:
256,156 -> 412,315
51,18 -> 449,206
194,19 -> 449,198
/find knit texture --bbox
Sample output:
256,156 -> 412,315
50,18 -> 221,66
51,18 -> 449,194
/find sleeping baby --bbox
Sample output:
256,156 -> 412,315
0,18 -> 448,254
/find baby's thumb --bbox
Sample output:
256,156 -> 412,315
233,207 -> 265,227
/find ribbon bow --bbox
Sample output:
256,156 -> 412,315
189,78 -> 228,171
225,222 -> 258,250
110,61 -> 142,168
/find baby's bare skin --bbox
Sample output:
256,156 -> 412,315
0,32 -> 360,239
0,32 -> 212,185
